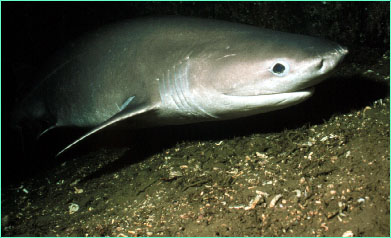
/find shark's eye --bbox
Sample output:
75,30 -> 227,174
269,60 -> 290,77
273,63 -> 285,74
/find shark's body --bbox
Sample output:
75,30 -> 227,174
12,17 -> 348,155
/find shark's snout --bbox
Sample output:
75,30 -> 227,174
335,45 -> 349,63
338,45 -> 349,56
317,45 -> 348,75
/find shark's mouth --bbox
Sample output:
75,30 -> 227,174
285,86 -> 315,95
227,86 -> 315,97
211,86 -> 316,120
264,87 -> 315,103
222,77 -> 320,97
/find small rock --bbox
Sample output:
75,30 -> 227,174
342,230 -> 354,237
69,203 -> 79,214
169,171 -> 183,179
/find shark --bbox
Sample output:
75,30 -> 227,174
10,17 -> 348,156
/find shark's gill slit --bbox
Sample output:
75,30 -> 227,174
172,64 -> 188,113
165,69 -> 181,110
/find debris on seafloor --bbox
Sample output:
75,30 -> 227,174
269,194 -> 283,208
229,190 -> 270,210
342,230 -> 354,237
69,203 -> 79,214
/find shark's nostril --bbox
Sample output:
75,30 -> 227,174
317,59 -> 324,70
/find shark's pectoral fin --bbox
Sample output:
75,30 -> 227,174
56,103 -> 158,157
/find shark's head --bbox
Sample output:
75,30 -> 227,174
172,29 -> 348,121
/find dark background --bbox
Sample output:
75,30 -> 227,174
2,2 -> 390,186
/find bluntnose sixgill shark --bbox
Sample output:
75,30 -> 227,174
11,17 -> 348,156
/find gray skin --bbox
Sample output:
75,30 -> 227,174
12,17 -> 348,156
